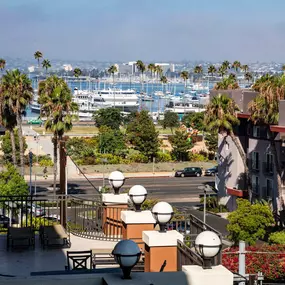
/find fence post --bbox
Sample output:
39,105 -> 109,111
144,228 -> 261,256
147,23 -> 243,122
239,240 -> 246,285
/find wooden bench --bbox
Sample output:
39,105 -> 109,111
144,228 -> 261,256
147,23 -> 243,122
7,227 -> 35,250
40,225 -> 71,248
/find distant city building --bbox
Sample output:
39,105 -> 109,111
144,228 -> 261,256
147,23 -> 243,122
28,66 -> 35,72
155,63 -> 175,74
62,64 -> 73,72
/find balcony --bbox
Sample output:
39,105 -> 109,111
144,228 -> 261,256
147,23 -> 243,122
226,186 -> 248,198
248,159 -> 260,173
262,162 -> 274,176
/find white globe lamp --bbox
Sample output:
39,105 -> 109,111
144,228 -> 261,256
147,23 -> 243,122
129,185 -> 147,212
194,231 -> 222,269
108,171 -> 125,195
152,202 -> 174,232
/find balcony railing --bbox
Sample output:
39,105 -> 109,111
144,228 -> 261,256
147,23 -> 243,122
262,162 -> 274,176
247,159 -> 259,173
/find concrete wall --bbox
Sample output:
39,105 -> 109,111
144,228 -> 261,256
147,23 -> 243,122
279,100 -> 285,125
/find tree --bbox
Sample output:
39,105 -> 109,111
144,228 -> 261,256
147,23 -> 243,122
227,199 -> 274,245
282,65 -> 285,74
93,107 -> 123,130
107,65 -> 117,85
194,65 -> 203,80
204,94 -> 249,196
160,75 -> 167,93
218,66 -> 227,78
73,68 -> 82,78
161,111 -> 179,133
205,132 -> 218,154
248,75 -> 285,210
148,63 -> 156,79
42,59 -> 51,74
182,112 -> 205,131
213,76 -> 240,90
126,110 -> 159,160
232,61 -> 241,72
169,129 -> 193,161
0,58 -> 6,71
0,130 -> 27,164
241,64 -> 249,72
1,70 -> 33,175
34,51 -> 43,68
180,70 -> 189,92
222,60 -> 231,70
208,65 -> 216,78
38,75 -> 79,194
244,72 -> 253,83
97,126 -> 126,154
136,60 -> 146,92
0,164 -> 29,196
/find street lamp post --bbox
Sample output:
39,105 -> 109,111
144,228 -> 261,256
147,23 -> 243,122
198,184 -> 213,225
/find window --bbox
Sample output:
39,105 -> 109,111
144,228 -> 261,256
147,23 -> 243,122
252,152 -> 259,170
252,175 -> 259,195
266,153 -> 274,173
266,179 -> 273,198
253,126 -> 260,138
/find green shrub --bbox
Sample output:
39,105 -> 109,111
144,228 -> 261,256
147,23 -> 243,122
156,151 -> 172,162
127,152 -> 148,163
268,231 -> 285,245
188,152 -> 208,162
141,198 -> 159,211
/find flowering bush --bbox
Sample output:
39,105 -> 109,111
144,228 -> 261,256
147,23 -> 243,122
222,245 -> 285,281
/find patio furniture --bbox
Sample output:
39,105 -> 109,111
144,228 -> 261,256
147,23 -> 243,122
91,248 -> 115,269
65,250 -> 94,271
39,225 -> 70,248
7,227 -> 35,250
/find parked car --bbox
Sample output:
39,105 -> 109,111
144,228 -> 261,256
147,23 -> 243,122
204,166 -> 218,176
175,167 -> 202,177
23,203 -> 46,217
0,215 -> 11,227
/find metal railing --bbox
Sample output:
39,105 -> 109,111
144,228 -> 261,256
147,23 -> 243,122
262,162 -> 274,176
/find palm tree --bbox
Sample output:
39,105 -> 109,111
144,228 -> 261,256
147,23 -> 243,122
205,94 -> 250,196
1,70 -> 33,175
282,65 -> 285,75
222,60 -> 231,70
218,66 -> 227,78
232,61 -> 241,73
244,72 -> 253,83
194,65 -> 203,82
208,65 -> 216,79
136,60 -> 146,93
0,58 -> 6,71
38,76 -> 79,194
160,75 -> 168,93
107,65 -> 117,85
73,68 -> 82,78
213,76 -> 239,90
34,51 -> 43,68
180,71 -> 189,92
248,75 -> 285,210
241,64 -> 249,73
148,63 -> 156,80
42,59 -> 51,74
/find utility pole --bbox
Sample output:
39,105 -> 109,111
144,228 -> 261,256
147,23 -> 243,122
59,140 -> 67,228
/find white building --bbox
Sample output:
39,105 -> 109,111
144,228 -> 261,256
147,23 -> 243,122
155,63 -> 175,74
62,64 -> 73,72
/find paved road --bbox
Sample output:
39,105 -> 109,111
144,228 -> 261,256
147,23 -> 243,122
33,176 -> 215,204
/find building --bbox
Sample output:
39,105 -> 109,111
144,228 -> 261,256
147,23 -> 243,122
155,63 -> 174,74
62,64 -> 73,72
117,63 -> 133,75
212,89 -> 285,211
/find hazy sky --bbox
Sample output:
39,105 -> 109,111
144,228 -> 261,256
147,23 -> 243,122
1,0 -> 285,62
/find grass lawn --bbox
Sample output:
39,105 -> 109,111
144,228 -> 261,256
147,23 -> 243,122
33,125 -> 174,136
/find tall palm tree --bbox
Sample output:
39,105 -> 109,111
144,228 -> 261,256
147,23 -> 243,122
136,60 -> 146,93
218,66 -> 227,78
1,70 -> 33,175
208,65 -> 216,79
0,58 -> 6,71
222,60 -> 231,70
160,75 -> 168,92
248,75 -> 285,210
194,65 -> 203,82
42,59 -> 51,74
34,51 -> 43,68
38,76 -> 79,194
241,64 -> 249,73
74,68 -> 82,78
148,63 -> 156,80
205,94 -> 250,197
213,76 -> 239,90
244,72 -> 253,83
180,71 -> 189,92
232,61 -> 241,73
108,65 -> 117,85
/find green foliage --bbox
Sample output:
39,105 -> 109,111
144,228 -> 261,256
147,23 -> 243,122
268,231 -> 285,245
66,137 -> 97,159
188,151 -> 208,162
97,126 -> 126,154
93,108 -> 123,130
182,112 -> 205,131
227,199 -> 274,245
155,151 -> 172,162
161,111 -> 179,132
199,196 -> 228,213
0,164 -> 28,196
1,130 -> 27,163
141,198 -> 159,211
25,215 -> 58,231
205,132 -> 218,153
126,110 -> 159,160
169,129 -> 193,161
126,152 -> 148,163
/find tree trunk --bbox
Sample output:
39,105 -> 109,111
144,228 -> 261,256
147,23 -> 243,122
269,132 -> 284,212
53,135 -> 58,197
16,113 -> 25,176
9,129 -> 17,166
229,131 -> 251,200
